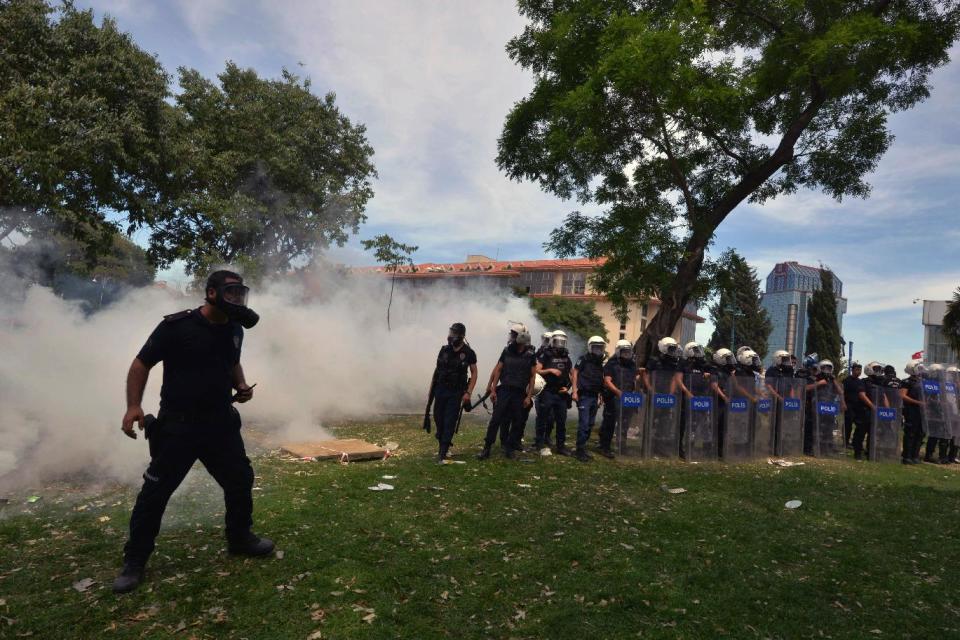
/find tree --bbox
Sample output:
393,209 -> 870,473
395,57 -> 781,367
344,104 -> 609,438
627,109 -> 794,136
707,249 -> 772,358
498,0 -> 960,364
0,0 -> 170,261
518,292 -> 608,345
805,269 -> 844,368
940,288 -> 960,360
361,234 -> 418,331
2,230 -> 156,310
148,63 -> 377,280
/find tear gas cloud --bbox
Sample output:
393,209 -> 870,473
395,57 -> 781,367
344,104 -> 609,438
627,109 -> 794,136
0,267 -> 549,490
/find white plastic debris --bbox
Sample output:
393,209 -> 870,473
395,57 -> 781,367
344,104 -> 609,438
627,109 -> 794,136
540,447 -> 552,457
72,577 -> 95,593
660,484 -> 687,494
785,500 -> 802,509
768,459 -> 805,467
368,483 -> 394,491
517,483 -> 532,488
382,475 -> 396,480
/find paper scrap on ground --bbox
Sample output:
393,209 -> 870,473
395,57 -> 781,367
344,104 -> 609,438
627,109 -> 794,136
26,496 -> 41,503
660,484 -> 687,494
442,460 -> 466,465
368,483 -> 394,491
785,500 -> 803,509
72,578 -> 95,593
768,459 -> 805,467
517,484 -> 532,488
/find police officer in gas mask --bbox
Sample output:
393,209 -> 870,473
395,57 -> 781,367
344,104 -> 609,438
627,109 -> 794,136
113,270 -> 270,594
766,350 -> 794,378
430,323 -> 478,462
571,336 -> 607,461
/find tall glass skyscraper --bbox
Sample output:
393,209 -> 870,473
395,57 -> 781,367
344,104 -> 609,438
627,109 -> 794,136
761,262 -> 847,365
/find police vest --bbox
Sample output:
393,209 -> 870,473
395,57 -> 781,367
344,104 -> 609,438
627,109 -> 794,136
577,355 -> 605,393
605,360 -> 637,393
543,351 -> 572,391
436,345 -> 472,390
500,346 -> 534,390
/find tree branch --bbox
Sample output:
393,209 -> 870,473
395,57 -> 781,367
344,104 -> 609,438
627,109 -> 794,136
708,79 -> 828,226
653,110 -> 697,216
683,117 -> 748,165
714,0 -> 785,36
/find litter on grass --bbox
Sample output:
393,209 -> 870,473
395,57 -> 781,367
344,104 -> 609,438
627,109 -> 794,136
768,459 -> 805,467
368,483 -> 394,491
785,500 -> 803,509
660,484 -> 687,494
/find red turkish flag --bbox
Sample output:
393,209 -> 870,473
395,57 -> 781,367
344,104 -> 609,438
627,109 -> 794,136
912,351 -> 924,361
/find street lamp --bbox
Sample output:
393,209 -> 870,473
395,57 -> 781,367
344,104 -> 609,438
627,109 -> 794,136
724,305 -> 744,348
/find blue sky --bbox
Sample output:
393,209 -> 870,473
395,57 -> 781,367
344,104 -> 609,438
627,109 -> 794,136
80,0 -> 960,368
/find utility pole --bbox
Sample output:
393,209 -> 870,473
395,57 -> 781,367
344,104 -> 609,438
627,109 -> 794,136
724,305 -> 744,348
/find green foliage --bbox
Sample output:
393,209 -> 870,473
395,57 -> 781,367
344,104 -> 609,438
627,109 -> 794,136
360,234 -> 418,272
152,63 -> 377,280
499,0 -> 960,360
0,0 -> 170,258
941,287 -> 960,359
361,234 -> 418,331
806,269 -> 844,367
521,293 -> 608,345
707,249 -> 772,358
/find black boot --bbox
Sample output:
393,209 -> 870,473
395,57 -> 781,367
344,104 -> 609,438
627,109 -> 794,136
598,447 -> 615,459
575,448 -> 592,462
228,533 -> 275,557
476,444 -> 492,460
556,444 -> 572,456
112,564 -> 145,594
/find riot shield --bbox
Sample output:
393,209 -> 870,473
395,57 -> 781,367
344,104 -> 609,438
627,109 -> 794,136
722,374 -> 754,461
753,377 -> 775,458
773,377 -> 805,457
941,370 -> 960,441
616,364 -> 644,457
870,385 -> 902,462
921,372 -> 951,439
645,368 -> 681,459
684,371 -> 718,461
812,383 -> 844,458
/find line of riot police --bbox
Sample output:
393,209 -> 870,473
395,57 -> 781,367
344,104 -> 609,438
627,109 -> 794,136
425,322 -> 960,465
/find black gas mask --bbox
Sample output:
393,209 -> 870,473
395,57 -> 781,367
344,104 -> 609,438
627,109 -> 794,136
448,322 -> 466,348
207,281 -> 259,329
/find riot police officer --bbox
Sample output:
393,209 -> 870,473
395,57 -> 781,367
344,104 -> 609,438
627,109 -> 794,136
537,330 -> 574,455
842,362 -> 864,448
478,324 -> 538,460
850,362 -> 881,460
598,340 -> 640,458
901,360 -> 926,464
571,336 -> 607,461
765,350 -> 795,379
429,323 -> 478,463
534,330 -> 556,449
113,271 -> 271,594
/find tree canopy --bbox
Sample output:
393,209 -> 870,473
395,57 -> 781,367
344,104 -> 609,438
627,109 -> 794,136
0,0 -> 169,259
707,249 -> 772,357
498,0 -> 960,362
1,1 -> 376,282
520,293 -> 608,346
806,268 -> 844,368
941,287 -> 960,361
151,64 -> 376,279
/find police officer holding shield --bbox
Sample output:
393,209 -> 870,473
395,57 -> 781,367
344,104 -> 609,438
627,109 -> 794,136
113,271 -> 272,594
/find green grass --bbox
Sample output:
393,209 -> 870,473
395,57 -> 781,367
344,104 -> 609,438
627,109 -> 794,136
2,416 -> 960,639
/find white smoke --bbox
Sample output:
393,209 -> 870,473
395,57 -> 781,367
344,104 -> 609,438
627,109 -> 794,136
0,268 -> 543,490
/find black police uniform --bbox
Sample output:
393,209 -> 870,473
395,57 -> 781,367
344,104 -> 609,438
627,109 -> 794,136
574,353 -> 605,451
123,308 -> 254,568
432,343 -> 477,455
483,344 -> 537,453
850,376 -> 879,458
599,356 -> 638,453
537,348 -> 573,450
534,345 -> 554,447
842,375 -> 862,447
680,358 -> 716,458
517,343 -> 539,445
902,375 -> 924,462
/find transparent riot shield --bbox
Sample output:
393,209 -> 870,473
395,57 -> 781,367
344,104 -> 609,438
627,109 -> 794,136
616,364 -> 644,456
684,371 -> 718,461
722,374 -> 754,461
645,368 -> 681,459
774,377 -> 805,457
941,370 -> 960,442
870,385 -> 902,462
754,378 -> 776,458
921,372 -> 951,439
812,383 -> 844,457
